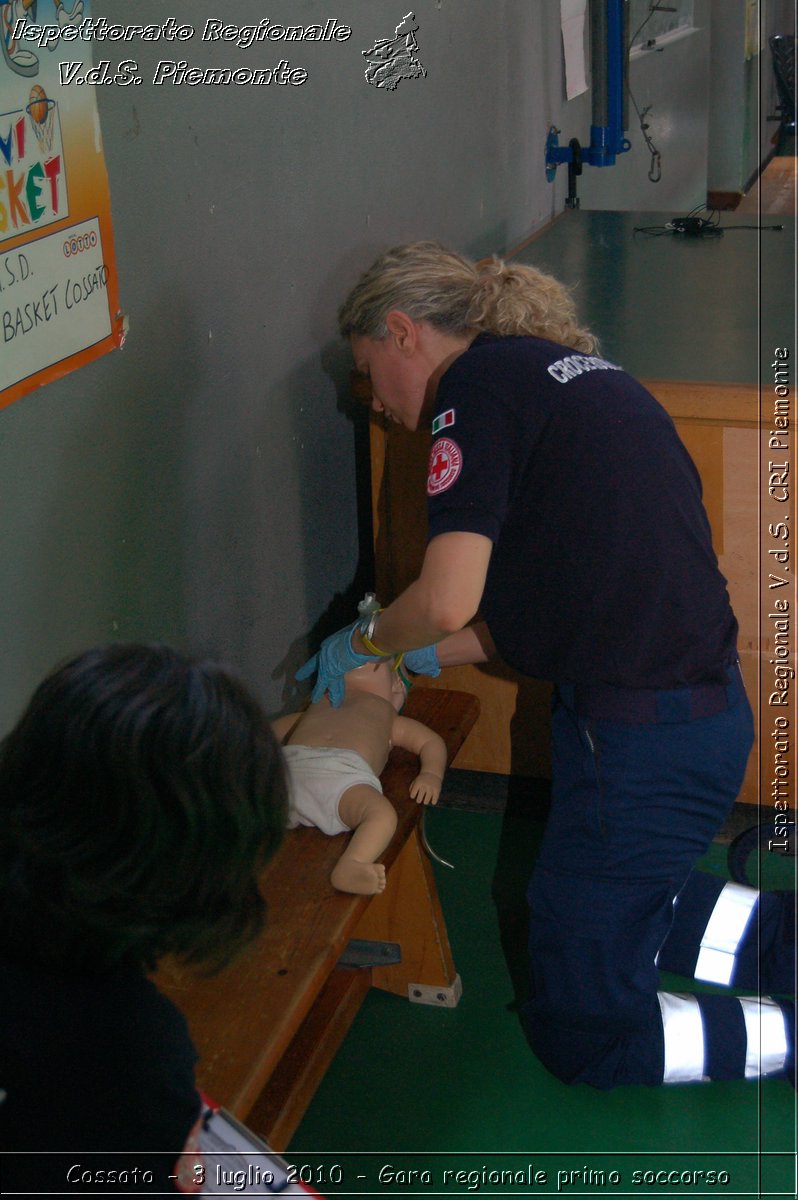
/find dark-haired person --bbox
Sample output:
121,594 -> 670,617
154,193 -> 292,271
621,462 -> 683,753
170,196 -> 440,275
0,643 -> 287,1193
298,241 -> 796,1090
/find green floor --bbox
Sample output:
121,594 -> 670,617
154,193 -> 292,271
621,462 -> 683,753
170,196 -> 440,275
287,796 -> 796,1198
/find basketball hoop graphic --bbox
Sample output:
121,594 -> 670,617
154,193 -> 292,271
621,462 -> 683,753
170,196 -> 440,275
26,84 -> 57,156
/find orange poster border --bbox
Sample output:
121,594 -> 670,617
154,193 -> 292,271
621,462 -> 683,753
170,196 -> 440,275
0,2 -> 123,412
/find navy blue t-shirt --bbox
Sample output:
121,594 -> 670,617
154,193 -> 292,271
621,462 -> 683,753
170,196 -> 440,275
426,334 -> 738,689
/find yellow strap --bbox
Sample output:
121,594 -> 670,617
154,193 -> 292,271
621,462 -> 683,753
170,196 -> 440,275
361,612 -> 406,673
360,630 -> 392,658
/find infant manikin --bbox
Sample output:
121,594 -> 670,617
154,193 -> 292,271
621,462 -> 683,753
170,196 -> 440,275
273,660 -> 446,894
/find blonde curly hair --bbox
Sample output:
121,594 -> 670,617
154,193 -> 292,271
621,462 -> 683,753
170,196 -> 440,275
338,241 -> 598,354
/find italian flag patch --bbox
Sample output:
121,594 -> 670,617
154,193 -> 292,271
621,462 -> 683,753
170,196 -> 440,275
432,408 -> 455,435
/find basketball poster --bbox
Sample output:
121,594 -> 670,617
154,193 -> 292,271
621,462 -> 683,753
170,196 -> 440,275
0,0 -> 123,409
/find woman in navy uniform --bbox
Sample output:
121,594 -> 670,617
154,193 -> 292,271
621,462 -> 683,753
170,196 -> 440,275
298,241 -> 795,1089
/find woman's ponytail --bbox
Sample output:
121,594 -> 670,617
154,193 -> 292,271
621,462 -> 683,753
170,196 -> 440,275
339,241 -> 597,353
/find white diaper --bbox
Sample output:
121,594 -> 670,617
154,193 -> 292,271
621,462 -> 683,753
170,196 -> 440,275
283,744 -> 383,836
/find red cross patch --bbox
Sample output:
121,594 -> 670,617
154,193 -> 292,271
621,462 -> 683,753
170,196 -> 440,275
427,437 -> 463,495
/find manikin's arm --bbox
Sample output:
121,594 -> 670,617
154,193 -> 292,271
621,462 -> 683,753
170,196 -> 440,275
352,531 -> 493,656
270,711 -> 304,743
391,715 -> 448,805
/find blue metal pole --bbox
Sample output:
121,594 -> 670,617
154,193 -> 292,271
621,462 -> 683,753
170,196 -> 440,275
545,0 -> 630,181
587,0 -> 625,166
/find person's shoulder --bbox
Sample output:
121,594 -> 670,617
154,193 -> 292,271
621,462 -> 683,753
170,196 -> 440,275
439,336 -> 569,410
89,971 -> 198,1089
453,333 -> 573,376
0,955 -> 197,1082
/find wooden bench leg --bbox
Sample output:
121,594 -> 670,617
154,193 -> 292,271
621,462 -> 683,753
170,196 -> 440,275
245,966 -> 372,1151
352,825 -> 461,1006
242,828 -> 460,1148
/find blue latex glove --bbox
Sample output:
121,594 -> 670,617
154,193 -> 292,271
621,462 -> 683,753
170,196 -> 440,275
403,644 -> 441,678
295,622 -> 380,707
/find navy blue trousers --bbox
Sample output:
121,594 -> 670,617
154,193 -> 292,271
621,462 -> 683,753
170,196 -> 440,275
523,665 -> 795,1087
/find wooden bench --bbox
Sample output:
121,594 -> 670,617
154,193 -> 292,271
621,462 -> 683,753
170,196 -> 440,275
155,687 -> 479,1151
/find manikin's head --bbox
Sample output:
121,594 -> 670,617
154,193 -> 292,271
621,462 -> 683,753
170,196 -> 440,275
345,658 -> 408,712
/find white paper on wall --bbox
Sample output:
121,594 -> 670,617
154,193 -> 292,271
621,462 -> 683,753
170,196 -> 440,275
561,0 -> 588,100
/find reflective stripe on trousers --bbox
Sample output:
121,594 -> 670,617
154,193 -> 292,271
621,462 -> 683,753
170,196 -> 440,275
693,881 -> 758,985
659,993 -> 791,1083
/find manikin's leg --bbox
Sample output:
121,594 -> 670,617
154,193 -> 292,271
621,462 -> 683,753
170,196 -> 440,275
332,783 -> 397,895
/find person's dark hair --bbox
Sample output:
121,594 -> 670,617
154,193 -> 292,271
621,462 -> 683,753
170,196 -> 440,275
0,643 -> 287,975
